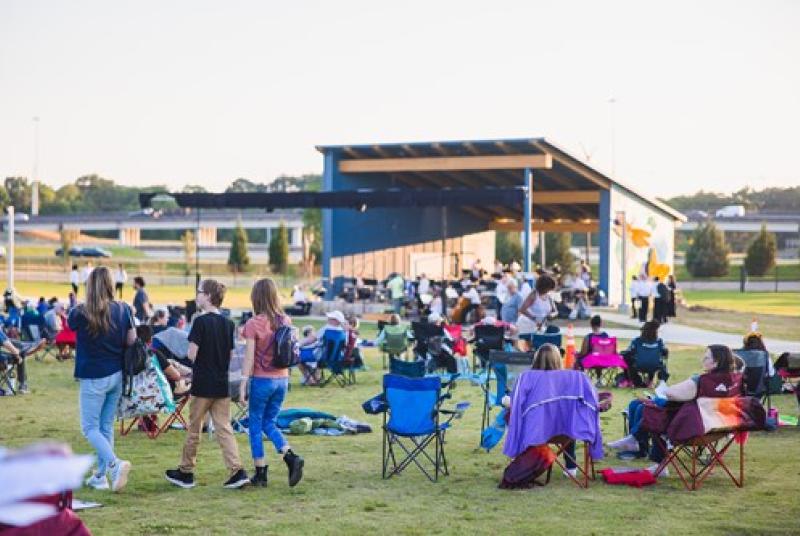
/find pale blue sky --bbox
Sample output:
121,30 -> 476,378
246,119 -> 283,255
1,1 -> 798,197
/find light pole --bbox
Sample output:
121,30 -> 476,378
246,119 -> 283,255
31,117 -> 40,216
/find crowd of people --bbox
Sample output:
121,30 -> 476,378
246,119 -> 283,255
1,257 -> 793,513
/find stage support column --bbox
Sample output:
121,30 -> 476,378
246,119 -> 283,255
523,168 -> 532,272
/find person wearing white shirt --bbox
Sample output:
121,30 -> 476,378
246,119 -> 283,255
629,275 -> 640,319
69,264 -> 80,295
81,262 -> 94,286
495,273 -> 510,305
637,274 -> 652,322
417,274 -> 430,296
114,264 -> 128,300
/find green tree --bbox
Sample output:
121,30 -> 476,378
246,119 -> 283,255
4,177 -> 31,212
744,224 -> 777,276
533,233 -> 574,272
0,187 -> 10,212
686,222 -> 730,277
269,222 -> 289,274
227,221 -> 250,273
495,231 -> 522,264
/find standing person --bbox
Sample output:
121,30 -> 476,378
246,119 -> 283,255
653,277 -> 669,324
81,262 -> 94,290
165,279 -> 249,489
114,264 -> 128,300
68,266 -> 135,492
70,264 -> 80,296
629,275 -> 639,319
240,278 -> 304,488
515,275 -> 557,339
666,275 -> 678,319
637,274 -> 650,323
132,277 -> 151,323
500,279 -> 522,324
387,272 -> 405,315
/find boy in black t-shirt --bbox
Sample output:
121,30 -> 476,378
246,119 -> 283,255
165,279 -> 249,489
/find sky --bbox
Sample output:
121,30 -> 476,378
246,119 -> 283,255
1,0 -> 798,198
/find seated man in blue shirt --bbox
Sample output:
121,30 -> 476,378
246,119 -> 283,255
0,328 -> 45,394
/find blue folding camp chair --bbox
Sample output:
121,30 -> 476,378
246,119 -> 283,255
382,374 -> 469,482
471,325 -> 505,371
318,329 -> 351,387
479,350 -> 534,449
625,339 -> 668,387
0,349 -> 17,395
390,357 -> 426,378
734,349 -> 774,411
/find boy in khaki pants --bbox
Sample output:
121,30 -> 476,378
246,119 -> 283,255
165,279 -> 249,489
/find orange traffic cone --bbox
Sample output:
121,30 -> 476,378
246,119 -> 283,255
565,323 -> 576,369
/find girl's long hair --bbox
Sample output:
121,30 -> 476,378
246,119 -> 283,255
250,278 -> 285,328
532,343 -> 562,371
83,266 -> 116,336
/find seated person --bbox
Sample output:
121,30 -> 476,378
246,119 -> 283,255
285,285 -> 312,316
43,300 -> 64,339
374,314 -> 408,353
607,344 -> 736,476
136,325 -> 189,395
740,331 -> 775,376
345,316 -> 364,369
621,321 -> 669,387
425,312 -> 456,374
0,327 -> 45,394
149,309 -> 169,335
569,278 -> 592,320
298,311 -> 347,384
574,315 -> 609,376
298,325 -> 319,385
501,343 -> 582,478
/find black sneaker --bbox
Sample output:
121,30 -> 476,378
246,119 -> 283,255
250,466 -> 268,487
223,469 -> 250,489
165,468 -> 195,489
284,450 -> 304,487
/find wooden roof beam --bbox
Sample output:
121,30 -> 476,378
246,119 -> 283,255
340,154 -> 553,173
489,220 -> 600,233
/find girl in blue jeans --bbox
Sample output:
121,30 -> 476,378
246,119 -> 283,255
68,266 -> 136,492
240,278 -> 304,487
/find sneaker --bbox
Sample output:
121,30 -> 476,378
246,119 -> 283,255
85,473 -> 110,490
109,459 -> 131,492
284,450 -> 304,487
250,466 -> 268,487
165,468 -> 195,489
647,463 -> 669,478
223,469 -> 250,489
17,383 -> 29,394
607,435 -> 639,451
562,468 -> 578,479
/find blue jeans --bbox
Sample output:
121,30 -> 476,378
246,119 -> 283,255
247,377 -> 289,460
628,399 -> 665,463
79,371 -> 123,474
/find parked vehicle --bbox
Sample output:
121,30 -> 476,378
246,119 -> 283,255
715,205 -> 745,218
54,247 -> 84,257
53,246 -> 112,258
80,247 -> 112,258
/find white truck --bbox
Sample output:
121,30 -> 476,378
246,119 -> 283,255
715,205 -> 745,218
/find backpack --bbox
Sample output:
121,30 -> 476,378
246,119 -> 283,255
270,325 -> 300,369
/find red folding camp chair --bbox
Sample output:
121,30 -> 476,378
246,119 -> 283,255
544,435 -> 596,489
651,431 -> 744,491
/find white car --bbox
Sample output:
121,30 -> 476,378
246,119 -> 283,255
715,205 -> 745,218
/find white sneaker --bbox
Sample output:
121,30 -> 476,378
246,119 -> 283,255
109,459 -> 131,492
85,473 -> 110,490
563,468 -> 578,479
648,463 -> 669,478
607,435 -> 639,451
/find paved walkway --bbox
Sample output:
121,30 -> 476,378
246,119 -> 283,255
574,310 -> 800,353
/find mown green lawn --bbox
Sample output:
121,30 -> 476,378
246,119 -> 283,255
2,336 -> 799,535
681,291 -> 799,317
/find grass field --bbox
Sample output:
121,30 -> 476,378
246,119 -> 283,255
674,263 -> 800,282
2,333 -> 800,535
677,290 -> 799,342
0,280 -> 279,309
